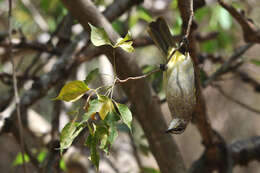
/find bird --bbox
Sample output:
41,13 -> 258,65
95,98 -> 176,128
147,17 -> 196,134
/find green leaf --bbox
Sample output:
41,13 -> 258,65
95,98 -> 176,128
60,122 -> 84,154
114,31 -> 134,53
251,59 -> 260,66
53,81 -> 89,102
137,6 -> 153,23
89,134 -> 100,170
96,125 -> 109,154
85,134 -> 92,147
89,23 -> 112,47
37,150 -> 47,163
129,13 -> 139,28
112,20 -> 125,35
116,103 -> 132,130
12,152 -> 30,166
141,167 -> 160,173
83,99 -> 103,121
84,68 -> 99,85
105,112 -> 119,144
59,157 -> 67,171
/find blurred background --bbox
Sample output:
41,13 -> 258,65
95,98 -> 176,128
0,0 -> 260,172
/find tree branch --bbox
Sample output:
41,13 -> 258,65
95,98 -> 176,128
218,0 -> 260,43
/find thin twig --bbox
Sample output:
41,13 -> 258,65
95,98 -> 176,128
8,0 -> 27,172
213,84 -> 260,114
116,68 -> 160,83
185,0 -> 194,39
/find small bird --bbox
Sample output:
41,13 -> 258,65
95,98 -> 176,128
148,17 -> 196,134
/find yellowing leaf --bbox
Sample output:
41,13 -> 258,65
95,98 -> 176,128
99,96 -> 114,120
53,81 -> 89,102
114,31 -> 134,53
89,23 -> 112,47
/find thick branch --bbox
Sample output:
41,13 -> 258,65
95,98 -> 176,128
190,136 -> 260,172
230,136 -> 260,165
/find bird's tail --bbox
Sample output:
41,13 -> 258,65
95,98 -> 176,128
147,17 -> 175,60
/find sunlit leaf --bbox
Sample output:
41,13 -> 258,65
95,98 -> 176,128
89,23 -> 112,47
114,31 -> 134,53
251,59 -> 260,66
218,7 -> 232,30
84,68 -> 99,85
12,152 -> 30,166
53,81 -> 89,102
60,122 -> 84,154
99,96 -> 114,120
116,103 -> 132,130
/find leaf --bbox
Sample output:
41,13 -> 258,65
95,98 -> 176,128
59,157 -> 67,171
96,125 -> 109,154
114,31 -> 134,53
37,150 -> 47,163
116,103 -> 132,130
12,152 -> 30,166
99,96 -> 114,120
89,134 -> 100,170
83,99 -> 103,121
141,167 -> 160,173
251,59 -> 260,66
105,112 -> 119,144
89,23 -> 112,47
85,134 -> 92,147
53,81 -> 89,102
118,41 -> 134,53
218,7 -> 232,30
60,122 -> 84,154
137,6 -> 153,23
84,68 -> 99,85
